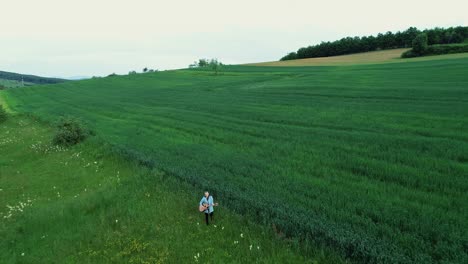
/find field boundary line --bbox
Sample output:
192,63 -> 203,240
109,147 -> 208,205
0,91 -> 15,113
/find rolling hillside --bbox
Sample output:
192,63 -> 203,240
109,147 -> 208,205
0,70 -> 67,88
248,48 -> 468,66
2,56 -> 468,263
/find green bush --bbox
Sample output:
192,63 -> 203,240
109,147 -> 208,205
0,105 -> 7,123
401,50 -> 417,58
402,43 -> 468,58
425,43 -> 468,55
52,116 -> 91,146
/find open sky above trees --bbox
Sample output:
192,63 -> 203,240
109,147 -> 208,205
1,0 -> 468,78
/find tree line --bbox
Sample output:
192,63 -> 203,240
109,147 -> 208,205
402,32 -> 468,58
280,26 -> 468,61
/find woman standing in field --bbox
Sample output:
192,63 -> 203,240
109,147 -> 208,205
199,191 -> 218,225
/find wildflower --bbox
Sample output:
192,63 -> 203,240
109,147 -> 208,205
21,253 -> 25,256
94,161 -> 97,164
250,245 -> 252,250
240,233 -> 244,238
222,226 -> 224,230
257,246 -> 260,250
197,222 -> 199,225
214,225 -> 217,228
234,241 -> 239,244
115,219 -> 118,223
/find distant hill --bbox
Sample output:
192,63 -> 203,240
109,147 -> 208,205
248,48 -> 468,67
66,76 -> 91,80
0,70 -> 68,89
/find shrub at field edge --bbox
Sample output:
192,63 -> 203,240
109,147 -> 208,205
52,116 -> 92,146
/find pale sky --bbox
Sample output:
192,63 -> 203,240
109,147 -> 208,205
1,0 -> 467,78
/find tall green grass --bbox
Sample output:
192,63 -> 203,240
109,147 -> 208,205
0,115 -> 330,263
4,57 -> 468,263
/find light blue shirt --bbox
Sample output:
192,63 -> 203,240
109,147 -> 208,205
199,196 -> 214,213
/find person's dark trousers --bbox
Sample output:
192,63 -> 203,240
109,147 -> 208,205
205,212 -> 214,225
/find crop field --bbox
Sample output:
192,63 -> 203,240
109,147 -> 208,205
3,57 -> 468,263
0,115 -> 320,263
249,48 -> 468,67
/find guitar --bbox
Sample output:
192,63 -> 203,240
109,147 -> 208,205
199,202 -> 219,212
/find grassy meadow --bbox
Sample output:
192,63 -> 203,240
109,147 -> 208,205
0,115 -> 330,263
2,56 -> 468,263
0,79 -> 34,89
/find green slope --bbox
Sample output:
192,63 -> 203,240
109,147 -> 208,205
4,57 -> 468,263
0,115 -> 327,263
0,70 -> 67,89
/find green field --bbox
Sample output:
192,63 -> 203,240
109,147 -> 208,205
3,57 -> 468,263
0,79 -> 34,89
0,115 -> 328,263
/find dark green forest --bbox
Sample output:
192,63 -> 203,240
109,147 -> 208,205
281,26 -> 468,60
